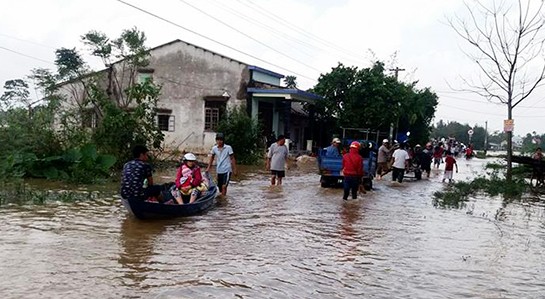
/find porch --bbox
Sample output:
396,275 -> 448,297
247,88 -> 322,152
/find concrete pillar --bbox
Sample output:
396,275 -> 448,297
272,101 -> 279,135
283,101 -> 291,138
306,140 -> 313,151
251,98 -> 259,120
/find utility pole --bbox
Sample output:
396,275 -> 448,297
484,120 -> 488,155
389,67 -> 406,80
389,66 -> 405,141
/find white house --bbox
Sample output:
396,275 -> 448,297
57,39 -> 322,154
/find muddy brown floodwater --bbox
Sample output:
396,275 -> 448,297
1,158 -> 545,298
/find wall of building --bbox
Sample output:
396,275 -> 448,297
251,71 -> 281,86
149,41 -> 249,154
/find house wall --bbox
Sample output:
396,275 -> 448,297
148,41 -> 250,154
55,79 -> 94,129
251,71 -> 281,86
55,40 -> 251,154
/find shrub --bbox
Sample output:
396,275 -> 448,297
0,144 -> 116,184
216,105 -> 263,165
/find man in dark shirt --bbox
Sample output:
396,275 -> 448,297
121,145 -> 161,200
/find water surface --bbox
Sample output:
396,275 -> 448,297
1,159 -> 544,298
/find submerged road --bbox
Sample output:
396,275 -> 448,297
0,158 -> 544,298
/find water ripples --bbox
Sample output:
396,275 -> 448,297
1,160 -> 545,298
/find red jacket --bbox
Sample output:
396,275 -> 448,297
342,148 -> 364,177
175,164 -> 203,189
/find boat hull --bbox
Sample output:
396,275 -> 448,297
122,185 -> 219,219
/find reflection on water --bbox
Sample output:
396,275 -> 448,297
0,159 -> 545,298
118,217 -> 169,288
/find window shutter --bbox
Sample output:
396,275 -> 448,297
169,115 -> 175,132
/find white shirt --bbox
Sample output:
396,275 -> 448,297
210,144 -> 234,174
392,149 -> 410,169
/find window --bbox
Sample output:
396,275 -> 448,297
155,109 -> 174,132
82,109 -> 97,128
137,69 -> 154,84
204,101 -> 226,131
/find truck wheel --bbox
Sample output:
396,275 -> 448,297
320,176 -> 330,188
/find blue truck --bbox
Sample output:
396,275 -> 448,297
317,140 -> 377,190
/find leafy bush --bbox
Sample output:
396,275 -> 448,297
433,175 -> 528,208
216,105 -> 263,165
0,144 -> 116,184
0,107 -> 62,158
91,76 -> 163,167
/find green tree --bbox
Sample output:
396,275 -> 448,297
0,77 -> 59,154
284,75 -> 298,88
0,79 -> 30,110
54,27 -> 163,163
310,62 -> 438,146
216,106 -> 262,165
432,120 -> 488,150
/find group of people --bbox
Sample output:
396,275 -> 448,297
120,133 -> 237,204
120,133 -> 293,203
376,138 -> 460,184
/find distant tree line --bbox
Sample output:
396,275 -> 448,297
430,120 -> 544,153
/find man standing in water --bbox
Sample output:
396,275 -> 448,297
120,145 -> 161,201
341,141 -> 364,200
391,143 -> 410,184
206,133 -> 237,196
266,135 -> 289,185
376,139 -> 391,180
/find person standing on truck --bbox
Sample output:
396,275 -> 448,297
341,141 -> 364,200
266,135 -> 289,186
376,139 -> 391,180
391,143 -> 410,184
325,137 -> 342,157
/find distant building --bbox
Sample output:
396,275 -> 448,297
56,39 -> 321,153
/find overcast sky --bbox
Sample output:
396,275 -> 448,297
1,0 -> 544,137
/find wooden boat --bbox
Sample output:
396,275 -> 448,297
122,176 -> 219,219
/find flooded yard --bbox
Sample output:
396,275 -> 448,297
1,158 -> 544,298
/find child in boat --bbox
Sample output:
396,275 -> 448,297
173,153 -> 207,204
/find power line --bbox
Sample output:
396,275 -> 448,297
206,0 -> 364,66
241,0 -> 364,60
0,33 -> 56,50
438,102 -> 545,118
177,0 -> 322,73
114,0 -> 317,82
439,94 -> 545,109
204,0 -> 321,60
440,94 -> 503,105
0,45 -> 54,65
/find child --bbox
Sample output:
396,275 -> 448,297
173,153 -> 207,204
442,152 -> 458,183
433,145 -> 443,169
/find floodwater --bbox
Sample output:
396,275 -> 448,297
1,158 -> 545,298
